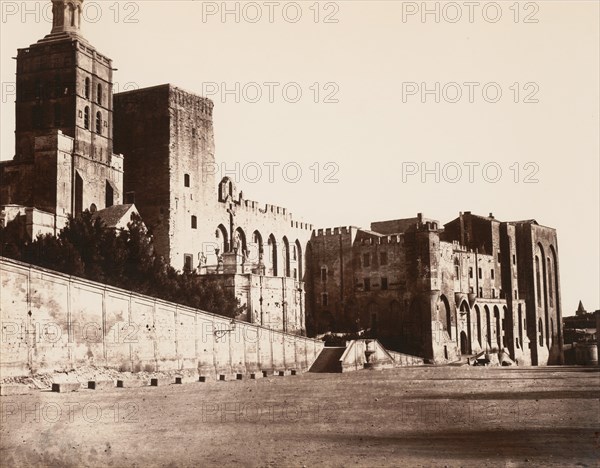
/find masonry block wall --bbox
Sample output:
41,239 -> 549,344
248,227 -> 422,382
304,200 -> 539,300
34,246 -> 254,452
212,274 -> 305,334
1,20 -> 123,235
310,213 -> 558,365
114,85 -> 212,262
514,222 -> 562,365
114,86 -> 313,336
0,257 -> 323,378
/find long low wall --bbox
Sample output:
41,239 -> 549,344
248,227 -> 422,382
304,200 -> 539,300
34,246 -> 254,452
0,257 -> 324,378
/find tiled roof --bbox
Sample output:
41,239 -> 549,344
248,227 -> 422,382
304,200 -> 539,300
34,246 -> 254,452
91,204 -> 135,228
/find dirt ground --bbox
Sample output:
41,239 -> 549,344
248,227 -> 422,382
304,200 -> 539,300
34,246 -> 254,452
1,365 -> 598,467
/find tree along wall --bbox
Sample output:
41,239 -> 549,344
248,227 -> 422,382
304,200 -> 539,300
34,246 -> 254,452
0,257 -> 324,378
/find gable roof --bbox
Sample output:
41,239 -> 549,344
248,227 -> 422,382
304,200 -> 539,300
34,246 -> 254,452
91,204 -> 136,229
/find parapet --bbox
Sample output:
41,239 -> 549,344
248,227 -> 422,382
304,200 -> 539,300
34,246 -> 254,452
220,189 -> 312,231
359,235 -> 403,246
314,226 -> 354,237
115,84 -> 214,119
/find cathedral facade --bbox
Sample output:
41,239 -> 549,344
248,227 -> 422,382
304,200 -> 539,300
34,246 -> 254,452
0,1 -> 563,364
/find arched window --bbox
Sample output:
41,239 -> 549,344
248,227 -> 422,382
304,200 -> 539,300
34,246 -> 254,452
475,305 -> 482,347
454,258 -> 460,278
547,257 -> 554,307
538,318 -> 544,346
84,106 -> 90,129
321,267 -> 328,281
84,77 -> 90,99
95,111 -> 102,134
69,3 -> 76,26
282,237 -> 291,277
105,181 -> 114,207
191,216 -> 197,229
252,231 -> 263,254
216,225 -> 229,253
485,306 -> 492,348
97,84 -> 103,105
268,234 -> 278,276
295,240 -> 303,279
184,174 -> 190,187
234,228 -> 247,254
535,255 -> 541,304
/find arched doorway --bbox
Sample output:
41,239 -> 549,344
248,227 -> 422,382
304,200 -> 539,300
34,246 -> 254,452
438,294 -> 452,339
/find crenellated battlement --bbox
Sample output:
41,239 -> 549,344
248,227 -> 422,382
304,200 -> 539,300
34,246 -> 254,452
169,85 -> 214,118
359,234 -> 404,246
314,226 -> 354,237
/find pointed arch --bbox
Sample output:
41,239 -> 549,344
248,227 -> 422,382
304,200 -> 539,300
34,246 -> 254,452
68,3 -> 76,27
438,294 -> 452,339
282,236 -> 291,277
267,234 -> 278,276
484,305 -> 491,348
459,300 -> 471,354
234,227 -> 247,255
216,224 -> 229,254
295,240 -> 303,280
475,305 -> 482,348
494,305 -> 501,349
537,243 -> 549,347
549,244 -> 560,344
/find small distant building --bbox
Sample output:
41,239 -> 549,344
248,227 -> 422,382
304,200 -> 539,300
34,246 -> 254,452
563,301 -> 598,345
91,204 -> 141,231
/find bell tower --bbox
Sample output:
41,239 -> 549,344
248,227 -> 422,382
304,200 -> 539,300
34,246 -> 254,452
15,0 -> 114,164
6,0 -> 123,218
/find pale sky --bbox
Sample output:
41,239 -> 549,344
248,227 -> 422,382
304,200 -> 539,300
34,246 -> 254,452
1,1 -> 598,315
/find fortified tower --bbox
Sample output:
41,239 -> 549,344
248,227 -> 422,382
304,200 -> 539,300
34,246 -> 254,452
1,0 -> 123,236
15,0 -> 115,165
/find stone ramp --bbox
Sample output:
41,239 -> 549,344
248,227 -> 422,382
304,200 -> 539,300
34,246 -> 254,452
308,347 -> 346,373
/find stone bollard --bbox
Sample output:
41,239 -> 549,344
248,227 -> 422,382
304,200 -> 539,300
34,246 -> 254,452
87,380 -> 115,390
51,382 -> 81,393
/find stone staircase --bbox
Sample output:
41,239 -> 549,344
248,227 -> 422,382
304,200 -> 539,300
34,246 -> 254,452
308,347 -> 346,373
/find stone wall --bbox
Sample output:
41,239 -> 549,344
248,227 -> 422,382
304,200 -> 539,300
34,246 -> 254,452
309,213 -> 559,365
0,257 -> 324,378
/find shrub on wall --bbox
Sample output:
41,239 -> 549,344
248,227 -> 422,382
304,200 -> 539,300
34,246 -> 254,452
0,211 -> 241,318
